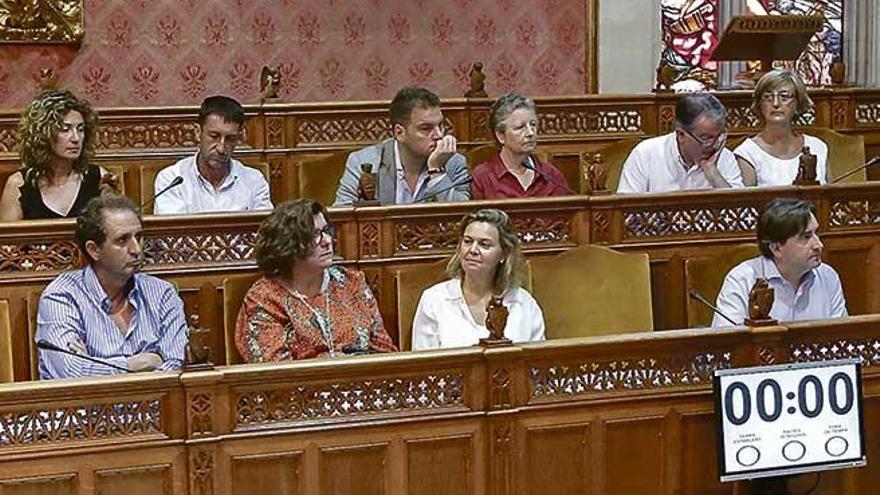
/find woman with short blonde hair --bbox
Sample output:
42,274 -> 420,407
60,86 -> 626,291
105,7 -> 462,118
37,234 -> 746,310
734,69 -> 829,186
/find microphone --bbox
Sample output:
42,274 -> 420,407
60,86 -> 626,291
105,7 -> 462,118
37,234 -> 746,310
831,156 -> 880,184
414,176 -> 474,203
688,289 -> 739,326
140,176 -> 184,212
36,339 -> 129,372
522,155 -> 580,196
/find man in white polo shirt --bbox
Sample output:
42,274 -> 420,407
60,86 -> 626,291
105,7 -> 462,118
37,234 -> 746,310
153,95 -> 272,214
617,93 -> 744,194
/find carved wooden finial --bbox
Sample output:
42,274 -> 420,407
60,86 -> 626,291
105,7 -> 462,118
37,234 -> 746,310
37,67 -> 58,91
480,295 -> 512,347
259,65 -> 281,103
582,152 -> 610,195
793,146 -> 818,186
184,314 -> 215,372
745,278 -> 777,327
464,62 -> 488,98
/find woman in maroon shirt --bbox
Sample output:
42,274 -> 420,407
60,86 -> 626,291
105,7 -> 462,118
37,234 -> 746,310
470,93 -> 571,199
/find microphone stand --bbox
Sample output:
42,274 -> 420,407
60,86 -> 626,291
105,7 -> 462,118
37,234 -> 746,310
831,156 -> 880,184
688,289 -> 739,326
37,340 -> 129,372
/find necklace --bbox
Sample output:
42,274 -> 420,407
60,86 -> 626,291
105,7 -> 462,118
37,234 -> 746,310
286,271 -> 336,356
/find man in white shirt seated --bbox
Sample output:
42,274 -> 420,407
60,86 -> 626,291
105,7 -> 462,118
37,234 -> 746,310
713,198 -> 847,327
333,86 -> 470,206
153,95 -> 272,214
617,93 -> 744,194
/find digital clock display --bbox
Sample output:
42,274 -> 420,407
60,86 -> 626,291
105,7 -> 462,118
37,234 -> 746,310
714,359 -> 865,481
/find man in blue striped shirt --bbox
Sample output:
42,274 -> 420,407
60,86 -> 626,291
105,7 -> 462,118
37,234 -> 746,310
36,196 -> 188,379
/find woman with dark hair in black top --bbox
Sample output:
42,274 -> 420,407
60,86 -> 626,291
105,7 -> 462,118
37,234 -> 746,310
0,90 -> 118,221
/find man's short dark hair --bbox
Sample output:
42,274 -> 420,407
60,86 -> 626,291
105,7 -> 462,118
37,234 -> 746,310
76,196 -> 141,263
389,87 -> 441,127
757,198 -> 816,258
198,95 -> 245,126
675,93 -> 726,129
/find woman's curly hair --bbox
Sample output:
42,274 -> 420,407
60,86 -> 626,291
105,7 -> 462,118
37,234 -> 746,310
19,89 -> 98,187
255,199 -> 329,277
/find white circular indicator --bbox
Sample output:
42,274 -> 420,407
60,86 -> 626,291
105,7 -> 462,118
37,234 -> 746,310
825,436 -> 849,457
782,441 -> 806,462
736,445 -> 761,467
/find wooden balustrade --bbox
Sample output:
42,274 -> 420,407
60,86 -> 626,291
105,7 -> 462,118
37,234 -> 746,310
0,184 -> 879,380
1,316 -> 879,494
2,88 -> 880,205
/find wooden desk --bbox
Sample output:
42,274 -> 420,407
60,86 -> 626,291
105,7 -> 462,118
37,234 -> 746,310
0,316 -> 878,494
1,184 -> 880,379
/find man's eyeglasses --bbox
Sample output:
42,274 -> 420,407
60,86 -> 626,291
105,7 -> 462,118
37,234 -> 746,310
313,224 -> 336,244
761,91 -> 795,103
681,127 -> 726,149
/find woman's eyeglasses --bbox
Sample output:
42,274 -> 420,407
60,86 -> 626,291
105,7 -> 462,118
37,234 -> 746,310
761,91 -> 795,103
313,224 -> 336,244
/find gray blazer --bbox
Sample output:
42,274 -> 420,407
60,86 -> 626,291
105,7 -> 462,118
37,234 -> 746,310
333,139 -> 470,206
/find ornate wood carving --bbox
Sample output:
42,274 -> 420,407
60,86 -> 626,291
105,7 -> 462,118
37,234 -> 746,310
266,116 -> 285,148
0,473 -> 76,490
758,346 -> 777,365
591,210 -> 611,243
470,109 -> 492,141
832,100 -> 848,127
539,109 -> 642,135
297,117 -> 389,144
0,241 -> 80,273
359,222 -> 380,258
855,102 -> 880,124
190,448 -> 214,495
97,123 -> 199,150
829,200 -> 880,228
142,232 -> 257,266
490,419 -> 513,495
658,105 -> 675,133
0,399 -> 162,447
512,216 -> 573,246
790,338 -> 880,366
189,393 -> 213,436
395,220 -> 460,253
0,127 -> 18,152
530,350 -> 732,400
235,372 -> 465,427
490,368 -> 512,410
623,206 -> 760,239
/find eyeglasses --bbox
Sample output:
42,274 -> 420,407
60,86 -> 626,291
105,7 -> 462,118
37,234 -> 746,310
761,91 -> 795,103
507,121 -> 538,135
313,224 -> 336,244
681,127 -> 726,148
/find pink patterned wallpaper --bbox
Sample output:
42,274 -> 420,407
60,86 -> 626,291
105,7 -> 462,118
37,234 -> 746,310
0,0 -> 587,108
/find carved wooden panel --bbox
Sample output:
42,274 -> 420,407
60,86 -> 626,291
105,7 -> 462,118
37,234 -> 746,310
0,473 -> 76,495
470,109 -> 492,141
406,436 -> 472,494
0,399 -> 163,447
489,419 -> 513,495
97,123 -> 199,150
190,448 -> 213,495
605,417 -> 664,495
231,451 -> 302,495
524,423 -> 591,495
679,413 -> 725,495
297,117 -> 389,145
95,464 -> 173,495
359,222 -> 380,259
235,371 -> 465,428
0,127 -> 19,153
591,210 -> 611,243
829,200 -> 880,228
395,215 -> 573,254
189,393 -> 213,437
0,241 -> 80,273
623,206 -> 760,239
142,232 -> 257,266
266,117 -> 285,149
512,216 -> 573,247
530,350 -> 732,400
319,443 -> 387,495
789,338 -> 880,366
490,368 -> 512,410
855,102 -> 880,124
539,110 -> 643,135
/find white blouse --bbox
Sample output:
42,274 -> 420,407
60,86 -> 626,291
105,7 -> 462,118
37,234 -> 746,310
411,279 -> 546,350
733,135 -> 828,187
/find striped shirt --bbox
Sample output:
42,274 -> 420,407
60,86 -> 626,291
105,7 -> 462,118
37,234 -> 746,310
36,265 -> 188,380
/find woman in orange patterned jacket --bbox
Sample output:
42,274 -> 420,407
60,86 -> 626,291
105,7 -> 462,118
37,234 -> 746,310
235,199 -> 396,362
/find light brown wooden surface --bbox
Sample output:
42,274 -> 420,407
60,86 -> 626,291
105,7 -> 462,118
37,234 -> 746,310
0,316 -> 878,494
1,183 -> 880,380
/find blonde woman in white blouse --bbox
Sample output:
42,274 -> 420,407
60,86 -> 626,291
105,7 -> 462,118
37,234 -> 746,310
412,208 -> 545,350
734,69 -> 829,187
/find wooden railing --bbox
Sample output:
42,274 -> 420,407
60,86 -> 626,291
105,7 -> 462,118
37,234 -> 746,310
1,316 -> 879,494
1,88 -> 880,204
1,184 -> 880,380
